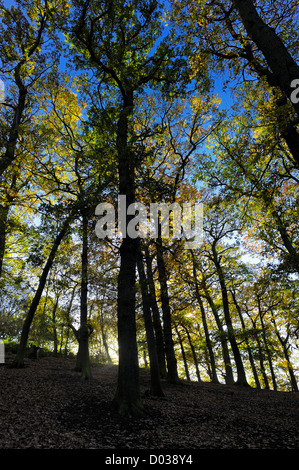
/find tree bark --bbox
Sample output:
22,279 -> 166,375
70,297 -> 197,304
100,316 -> 113,364
63,284 -> 77,356
271,313 -> 298,392
175,324 -> 190,381
112,92 -> 143,416
0,204 -> 9,277
270,207 -> 299,276
75,211 -> 92,380
183,326 -> 201,382
257,298 -> 277,391
156,238 -> 180,384
230,289 -> 261,389
12,215 -> 72,368
52,295 -> 60,357
254,322 -> 270,389
191,252 -> 219,383
211,242 -> 249,386
233,0 -> 299,118
0,82 -> 27,177
144,244 -> 167,378
201,275 -> 235,385
137,246 -> 164,396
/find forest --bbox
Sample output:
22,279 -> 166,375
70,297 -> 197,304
0,0 -> 299,451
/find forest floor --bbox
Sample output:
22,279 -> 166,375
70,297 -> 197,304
0,355 -> 298,451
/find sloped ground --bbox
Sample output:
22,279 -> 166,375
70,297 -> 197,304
0,356 -> 298,449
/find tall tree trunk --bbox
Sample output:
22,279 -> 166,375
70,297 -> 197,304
271,313 -> 298,392
63,284 -> 77,357
99,314 -> 113,364
0,204 -> 9,278
144,244 -> 167,379
114,236 -> 142,415
196,293 -> 219,384
0,82 -> 27,176
137,246 -> 164,397
113,92 -> 143,416
184,326 -> 201,382
52,295 -> 60,357
191,252 -> 219,383
12,215 -> 72,368
257,335 -> 270,389
211,242 -> 249,386
233,0 -> 299,118
257,299 -> 277,391
156,238 -> 180,384
202,279 -> 235,385
269,207 -> 299,276
230,289 -> 261,389
175,324 -> 190,381
251,318 -> 270,389
76,211 -> 92,380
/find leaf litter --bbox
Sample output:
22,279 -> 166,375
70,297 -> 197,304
0,356 -> 298,449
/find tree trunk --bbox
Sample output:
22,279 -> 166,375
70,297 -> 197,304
271,314 -> 298,392
233,0 -> 299,118
257,336 -> 270,389
0,83 -> 27,177
12,215 -> 72,368
112,92 -> 143,416
63,284 -> 77,357
137,247 -> 164,397
211,243 -> 249,386
184,326 -> 201,382
191,252 -> 219,383
156,238 -> 180,384
0,204 -> 9,277
76,324 -> 92,380
100,319 -> 113,364
270,208 -> 299,276
114,236 -> 142,415
76,211 -> 92,380
202,278 -> 235,385
250,318 -> 270,389
175,324 -> 190,381
230,289 -> 261,389
144,244 -> 167,379
257,299 -> 277,391
52,295 -> 60,357
196,293 -> 219,384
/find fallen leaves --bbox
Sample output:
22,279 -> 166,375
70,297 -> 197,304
0,356 -> 298,449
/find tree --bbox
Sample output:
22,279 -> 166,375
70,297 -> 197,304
172,0 -> 299,169
0,0 -> 61,176
67,0 -> 191,415
230,286 -> 262,389
156,236 -> 180,384
233,0 -> 299,117
202,199 -> 250,386
190,250 -> 219,383
74,209 -> 93,379
143,243 -> 167,379
137,243 -> 164,396
12,207 -> 75,368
